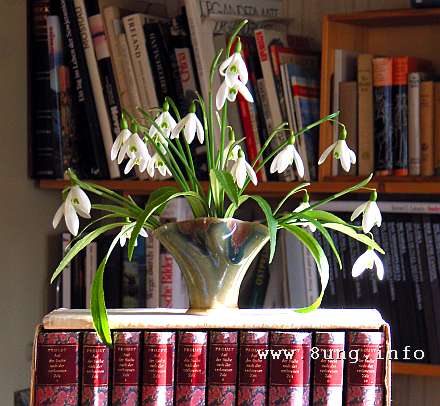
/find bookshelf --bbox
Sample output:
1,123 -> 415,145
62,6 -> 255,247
393,362 -> 440,377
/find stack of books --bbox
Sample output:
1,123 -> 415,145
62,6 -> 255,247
31,308 -> 391,405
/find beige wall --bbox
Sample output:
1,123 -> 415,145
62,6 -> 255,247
0,0 -> 59,402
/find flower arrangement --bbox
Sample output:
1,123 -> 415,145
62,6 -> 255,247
51,20 -> 384,345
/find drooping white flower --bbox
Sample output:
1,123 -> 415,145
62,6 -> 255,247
147,152 -> 171,178
350,191 -> 382,233
111,128 -> 131,162
270,135 -> 304,178
52,186 -> 91,236
292,199 -> 316,232
122,132 -> 151,174
171,104 -> 204,144
318,127 -> 356,172
223,141 -> 241,164
352,248 -> 384,280
149,103 -> 177,139
230,150 -> 257,188
216,80 -> 253,110
219,39 -> 248,86
119,223 -> 148,247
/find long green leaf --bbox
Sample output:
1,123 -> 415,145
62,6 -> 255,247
51,222 -> 125,283
323,222 -> 385,254
282,224 -> 329,313
92,204 -> 135,218
248,195 -> 277,263
210,169 -> 239,206
274,183 -> 310,215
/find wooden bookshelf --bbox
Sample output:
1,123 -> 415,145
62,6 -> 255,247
393,362 -> 440,377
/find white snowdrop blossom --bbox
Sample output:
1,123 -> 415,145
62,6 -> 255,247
270,136 -> 304,178
350,191 -> 382,233
230,151 -> 257,188
216,80 -> 253,110
149,104 -> 177,139
171,104 -> 204,144
123,133 -> 151,174
147,152 -> 171,178
352,248 -> 384,280
52,186 -> 91,236
219,40 -> 248,86
111,128 -> 131,162
119,223 -> 148,247
318,127 -> 356,172
292,200 -> 316,232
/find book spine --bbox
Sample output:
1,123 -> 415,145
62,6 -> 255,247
85,242 -> 97,308
392,57 -> 410,176
207,331 -> 238,406
81,331 -> 110,404
159,246 -> 173,308
420,81 -> 435,176
408,73 -> 423,175
112,331 -> 141,404
122,237 -> 146,307
435,83 -> 440,175
142,331 -> 176,405
345,332 -> 385,406
357,54 -> 374,176
312,332 -> 345,406
176,331 -> 208,404
238,331 -> 268,405
35,332 -> 79,405
373,57 -> 393,175
73,0 -> 120,179
269,331 -> 311,405
61,232 -> 72,308
59,0 -> 109,179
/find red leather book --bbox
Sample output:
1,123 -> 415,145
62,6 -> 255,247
176,331 -> 208,405
345,331 -> 385,406
35,331 -> 80,405
142,331 -> 176,406
112,331 -> 141,405
207,331 -> 238,406
237,331 -> 269,406
312,332 -> 345,406
81,331 -> 110,405
268,331 -> 312,405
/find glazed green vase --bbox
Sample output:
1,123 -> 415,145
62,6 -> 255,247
153,218 -> 269,313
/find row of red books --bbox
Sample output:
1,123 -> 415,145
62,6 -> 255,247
34,329 -> 385,405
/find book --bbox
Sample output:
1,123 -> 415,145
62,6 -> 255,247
357,54 -> 374,176
176,331 -> 208,404
373,57 -> 393,176
60,233 -> 72,308
81,331 -> 110,404
142,331 -> 176,405
146,234 -> 160,308
35,332 -> 80,405
84,241 -> 97,308
111,331 -> 141,404
312,332 -> 345,406
268,331 -> 312,405
345,332 -> 385,406
100,234 -> 122,308
207,331 -> 238,406
420,80 -> 435,176
238,331 -> 269,406
435,82 -> 440,175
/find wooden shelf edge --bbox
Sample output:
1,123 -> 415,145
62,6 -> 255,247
392,362 -> 440,377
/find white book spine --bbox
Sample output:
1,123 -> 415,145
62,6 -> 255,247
408,72 -> 423,176
73,0 -> 120,178
281,64 -> 297,133
61,233 -> 72,309
122,14 -> 159,109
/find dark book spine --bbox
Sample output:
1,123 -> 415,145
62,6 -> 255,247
373,57 -> 393,175
100,234 -> 122,308
238,331 -> 268,406
244,245 -> 271,308
312,332 -> 345,406
176,331 -> 208,405
330,229 -> 345,306
122,237 -> 146,308
35,332 -> 80,405
59,0 -> 108,178
142,331 -> 176,405
112,331 -> 141,404
345,332 -> 385,406
81,331 -> 110,404
336,232 -> 353,307
71,250 -> 85,308
207,331 -> 238,406
269,331 -> 311,405
347,238 -> 364,308
316,231 -> 337,308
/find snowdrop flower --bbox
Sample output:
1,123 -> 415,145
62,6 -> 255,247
123,132 -> 151,174
270,134 -> 304,178
292,193 -> 316,232
219,38 -> 248,86
216,80 -> 253,110
119,223 -> 148,247
171,103 -> 204,144
352,248 -> 384,280
147,152 -> 171,178
318,126 -> 356,172
149,102 -> 177,139
230,150 -> 257,188
350,191 -> 382,233
111,116 -> 131,162
52,186 -> 91,236
222,129 -> 241,166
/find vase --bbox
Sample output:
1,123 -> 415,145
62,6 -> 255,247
153,217 -> 269,313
